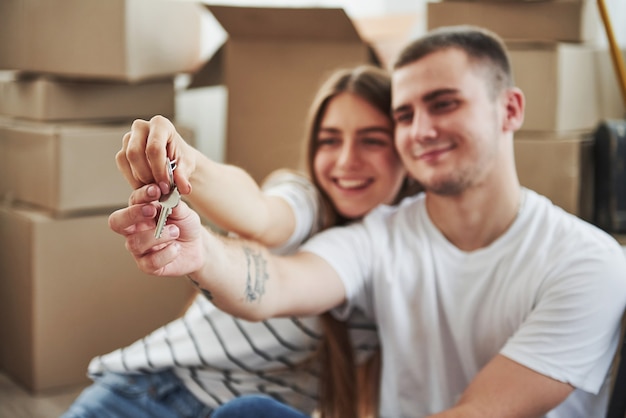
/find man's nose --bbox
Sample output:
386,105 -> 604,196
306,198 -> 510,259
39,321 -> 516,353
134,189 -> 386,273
410,111 -> 437,142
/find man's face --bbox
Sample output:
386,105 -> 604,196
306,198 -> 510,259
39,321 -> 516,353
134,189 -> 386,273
391,48 -> 507,196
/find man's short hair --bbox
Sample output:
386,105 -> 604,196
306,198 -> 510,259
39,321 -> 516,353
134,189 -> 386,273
394,25 -> 514,98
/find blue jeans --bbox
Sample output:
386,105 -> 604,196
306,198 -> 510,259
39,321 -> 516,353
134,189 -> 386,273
60,369 -> 212,418
211,395 -> 309,418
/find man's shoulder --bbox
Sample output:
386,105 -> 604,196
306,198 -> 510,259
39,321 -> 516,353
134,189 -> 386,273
525,189 -> 624,259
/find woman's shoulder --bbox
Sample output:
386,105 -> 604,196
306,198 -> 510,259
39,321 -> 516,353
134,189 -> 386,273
261,168 -> 314,191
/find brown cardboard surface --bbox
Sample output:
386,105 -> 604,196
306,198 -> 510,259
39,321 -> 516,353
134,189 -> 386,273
0,118 -> 194,214
509,42 -> 599,132
189,6 -> 372,182
0,75 -> 175,122
0,206 -> 195,392
0,0 -> 207,81
439,0 -> 560,1
353,13 -> 421,69
514,131 -> 594,220
427,0 -> 599,43
0,119 -> 133,213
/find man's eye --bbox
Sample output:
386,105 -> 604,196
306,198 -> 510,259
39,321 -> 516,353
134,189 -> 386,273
394,112 -> 412,124
432,100 -> 457,112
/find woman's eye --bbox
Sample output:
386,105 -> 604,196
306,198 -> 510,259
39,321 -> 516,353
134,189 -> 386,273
317,138 -> 339,147
362,137 -> 391,147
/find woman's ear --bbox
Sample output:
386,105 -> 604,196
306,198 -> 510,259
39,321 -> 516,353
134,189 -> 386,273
502,87 -> 525,132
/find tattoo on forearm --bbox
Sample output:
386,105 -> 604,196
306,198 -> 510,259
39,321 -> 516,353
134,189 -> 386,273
187,276 -> 214,301
243,246 -> 269,302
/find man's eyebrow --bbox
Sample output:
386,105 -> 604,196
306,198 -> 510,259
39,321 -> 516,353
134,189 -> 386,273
392,104 -> 412,116
392,88 -> 460,115
423,88 -> 458,102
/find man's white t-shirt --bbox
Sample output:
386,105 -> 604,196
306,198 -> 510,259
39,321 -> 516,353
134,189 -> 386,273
302,189 -> 626,417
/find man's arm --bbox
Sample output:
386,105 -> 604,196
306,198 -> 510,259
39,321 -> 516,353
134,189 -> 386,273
430,355 -> 574,418
109,183 -> 346,321
191,233 -> 347,320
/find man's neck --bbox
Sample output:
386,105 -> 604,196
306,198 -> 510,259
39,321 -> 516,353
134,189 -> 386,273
426,182 -> 523,252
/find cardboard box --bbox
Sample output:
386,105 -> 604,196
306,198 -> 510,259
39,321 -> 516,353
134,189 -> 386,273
427,0 -> 599,43
0,75 -> 175,122
188,5 -> 373,182
0,0 -> 208,81
0,206 -> 195,392
514,131 -> 594,220
0,118 -> 194,214
439,0 -> 557,2
353,13 -> 421,69
509,42 -> 599,132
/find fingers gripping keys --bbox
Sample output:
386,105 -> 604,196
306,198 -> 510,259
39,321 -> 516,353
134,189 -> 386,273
154,158 -> 181,239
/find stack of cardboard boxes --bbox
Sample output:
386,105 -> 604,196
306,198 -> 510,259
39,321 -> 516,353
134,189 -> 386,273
0,1 -> 422,395
0,0 -> 208,393
427,0 -> 606,221
187,5 -> 418,183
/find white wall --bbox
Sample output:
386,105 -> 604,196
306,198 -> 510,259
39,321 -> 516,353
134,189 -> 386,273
598,0 -> 626,46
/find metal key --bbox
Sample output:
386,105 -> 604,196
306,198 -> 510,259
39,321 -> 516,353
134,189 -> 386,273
154,158 -> 181,239
154,187 -> 180,238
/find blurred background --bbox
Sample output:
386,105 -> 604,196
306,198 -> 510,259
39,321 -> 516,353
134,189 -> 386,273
1,0 -> 625,416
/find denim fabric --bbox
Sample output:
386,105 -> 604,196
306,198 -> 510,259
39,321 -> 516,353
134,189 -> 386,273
211,395 -> 309,418
60,369 -> 212,418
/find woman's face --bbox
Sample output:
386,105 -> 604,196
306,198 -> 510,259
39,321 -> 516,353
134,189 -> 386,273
313,92 -> 407,219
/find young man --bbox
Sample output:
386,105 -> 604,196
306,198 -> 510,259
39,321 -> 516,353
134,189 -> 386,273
109,26 -> 626,417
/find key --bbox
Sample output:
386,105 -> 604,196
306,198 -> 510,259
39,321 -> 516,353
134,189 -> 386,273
154,158 -> 180,239
154,186 -> 180,238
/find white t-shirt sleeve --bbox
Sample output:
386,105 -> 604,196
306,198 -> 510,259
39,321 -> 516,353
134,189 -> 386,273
301,210 -> 385,320
261,171 -> 324,255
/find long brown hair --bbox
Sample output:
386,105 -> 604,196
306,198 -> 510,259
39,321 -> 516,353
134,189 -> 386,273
301,65 -> 421,418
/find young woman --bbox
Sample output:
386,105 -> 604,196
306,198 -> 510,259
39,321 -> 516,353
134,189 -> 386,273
62,64 -> 420,418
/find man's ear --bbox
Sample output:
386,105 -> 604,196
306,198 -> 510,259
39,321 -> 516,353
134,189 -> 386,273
502,87 -> 525,132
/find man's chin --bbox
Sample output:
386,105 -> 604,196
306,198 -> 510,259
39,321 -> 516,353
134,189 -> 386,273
421,178 -> 467,196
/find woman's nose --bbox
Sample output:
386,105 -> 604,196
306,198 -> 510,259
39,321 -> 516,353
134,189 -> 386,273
336,142 -> 361,168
